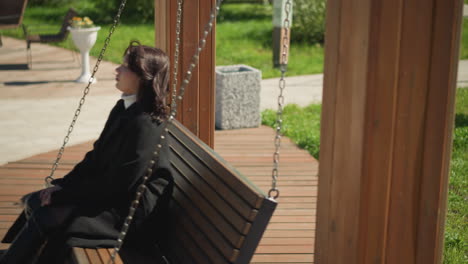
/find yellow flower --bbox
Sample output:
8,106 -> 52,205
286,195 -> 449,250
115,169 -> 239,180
70,16 -> 95,28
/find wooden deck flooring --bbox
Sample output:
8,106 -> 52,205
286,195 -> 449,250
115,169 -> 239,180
0,126 -> 317,263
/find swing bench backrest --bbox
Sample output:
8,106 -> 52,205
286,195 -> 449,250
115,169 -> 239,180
70,120 -> 277,264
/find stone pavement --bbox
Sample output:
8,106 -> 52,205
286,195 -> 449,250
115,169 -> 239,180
0,36 -> 467,165
0,37 -> 119,165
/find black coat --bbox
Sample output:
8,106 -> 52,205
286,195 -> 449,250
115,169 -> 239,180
3,99 -> 174,250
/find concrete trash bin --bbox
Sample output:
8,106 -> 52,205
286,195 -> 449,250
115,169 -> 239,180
215,65 -> 262,130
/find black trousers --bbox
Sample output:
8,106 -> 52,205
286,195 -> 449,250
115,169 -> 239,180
1,191 -> 75,264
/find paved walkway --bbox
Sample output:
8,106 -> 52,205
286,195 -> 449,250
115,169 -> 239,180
0,36 -> 467,165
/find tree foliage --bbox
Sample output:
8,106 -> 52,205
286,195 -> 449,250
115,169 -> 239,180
291,0 -> 326,44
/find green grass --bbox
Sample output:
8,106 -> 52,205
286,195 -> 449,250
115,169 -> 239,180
2,3 -> 323,78
261,89 -> 468,263
461,19 -> 468,60
262,104 -> 321,159
444,88 -> 468,264
2,5 -> 156,64
216,4 -> 323,78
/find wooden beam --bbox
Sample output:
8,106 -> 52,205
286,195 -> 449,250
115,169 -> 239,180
154,0 -> 168,53
154,0 -> 215,148
315,0 -> 464,263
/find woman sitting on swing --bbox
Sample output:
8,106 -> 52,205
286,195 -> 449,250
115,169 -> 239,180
0,41 -> 174,264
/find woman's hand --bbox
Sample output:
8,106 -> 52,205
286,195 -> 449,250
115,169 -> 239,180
39,186 -> 62,206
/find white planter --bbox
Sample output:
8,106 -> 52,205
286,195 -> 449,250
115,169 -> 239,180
68,26 -> 101,83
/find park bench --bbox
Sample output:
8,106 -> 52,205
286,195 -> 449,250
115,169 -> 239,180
69,120 -> 277,264
0,0 -> 28,47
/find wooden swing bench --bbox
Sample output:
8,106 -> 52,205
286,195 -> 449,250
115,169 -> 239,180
69,120 -> 277,264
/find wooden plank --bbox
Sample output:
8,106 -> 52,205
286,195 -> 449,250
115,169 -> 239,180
255,245 -> 313,254
106,249 -> 123,264
415,0 -> 463,263
165,233 -> 201,264
154,0 -> 168,52
170,137 -> 258,221
259,237 -> 315,245
84,248 -> 102,264
269,215 -> 316,223
170,122 -> 264,208
176,208 -> 232,263
170,159 -> 253,234
174,203 -> 240,262
251,253 -> 314,263
357,0 -> 403,262
96,248 -> 111,264
172,183 -> 245,249
0,196 -> 23,202
273,209 -> 316,216
262,229 -> 315,238
0,215 -> 20,222
0,208 -> 22,214
0,186 -> 41,195
266,222 -> 315,230
384,0 -> 435,261
72,248 -> 90,264
173,225 -> 212,264
0,222 -> 13,229
2,163 -> 74,170
181,0 -> 200,136
198,0 -> 216,147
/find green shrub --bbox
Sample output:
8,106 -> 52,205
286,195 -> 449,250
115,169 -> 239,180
92,0 -> 154,24
291,0 -> 326,44
28,0 -> 76,6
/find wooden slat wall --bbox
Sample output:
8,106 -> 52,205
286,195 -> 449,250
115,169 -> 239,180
0,125 -> 317,263
155,0 -> 216,148
315,0 -> 464,263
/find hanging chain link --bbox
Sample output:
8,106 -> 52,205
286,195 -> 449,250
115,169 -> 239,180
169,0 -> 222,116
109,0 -> 223,262
268,0 -> 291,200
45,0 -> 128,187
170,0 -> 184,109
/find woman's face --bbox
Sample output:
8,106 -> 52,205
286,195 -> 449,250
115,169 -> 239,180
115,56 -> 140,95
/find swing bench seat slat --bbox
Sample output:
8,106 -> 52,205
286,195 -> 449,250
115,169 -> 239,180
70,120 -> 277,264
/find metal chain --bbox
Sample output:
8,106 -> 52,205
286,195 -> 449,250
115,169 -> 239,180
109,0 -> 223,262
45,0 -> 128,187
268,0 -> 291,200
170,0 -> 184,109
170,0 -> 223,117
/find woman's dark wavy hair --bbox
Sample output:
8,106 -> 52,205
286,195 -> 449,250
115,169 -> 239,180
124,41 -> 170,121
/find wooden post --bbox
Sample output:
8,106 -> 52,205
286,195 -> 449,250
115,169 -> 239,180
315,0 -> 464,263
272,0 -> 292,67
155,0 -> 216,148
